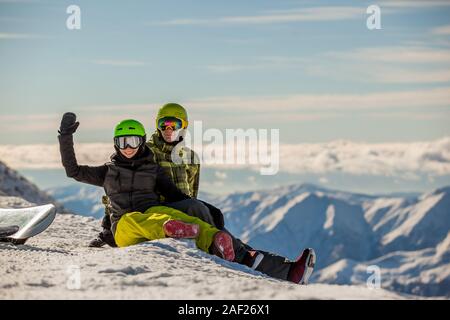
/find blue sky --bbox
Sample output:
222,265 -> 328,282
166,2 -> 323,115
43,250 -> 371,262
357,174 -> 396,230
1,0 -> 450,145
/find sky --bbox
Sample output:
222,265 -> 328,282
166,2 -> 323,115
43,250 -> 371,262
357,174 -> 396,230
0,0 -> 449,145
1,0 -> 450,194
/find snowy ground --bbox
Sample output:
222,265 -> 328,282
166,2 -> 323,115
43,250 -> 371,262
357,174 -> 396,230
0,208 -> 418,300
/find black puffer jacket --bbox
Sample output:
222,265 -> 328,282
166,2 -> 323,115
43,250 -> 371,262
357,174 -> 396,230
58,134 -> 190,233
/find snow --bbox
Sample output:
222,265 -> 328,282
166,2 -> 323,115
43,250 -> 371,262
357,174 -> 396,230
2,158 -> 449,299
314,236 -> 450,297
323,204 -> 335,229
257,193 -> 311,232
0,207 -> 411,300
48,182 -> 450,298
364,197 -> 405,228
382,192 -> 444,245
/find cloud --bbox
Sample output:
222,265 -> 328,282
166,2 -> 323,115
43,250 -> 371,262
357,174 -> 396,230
317,46 -> 450,84
379,0 -> 450,8
185,87 -> 450,112
0,143 -> 112,170
248,176 -> 256,183
2,86 -> 449,136
372,69 -> 450,84
90,60 -> 148,67
215,171 -> 228,180
154,6 -> 364,26
2,137 -> 450,179
432,25 -> 450,36
331,46 -> 450,64
0,32 -> 46,39
0,0 -> 42,3
205,46 -> 450,84
206,56 -> 307,73
279,137 -> 450,177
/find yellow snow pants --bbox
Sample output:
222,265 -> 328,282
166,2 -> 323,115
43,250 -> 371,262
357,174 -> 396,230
114,205 -> 220,252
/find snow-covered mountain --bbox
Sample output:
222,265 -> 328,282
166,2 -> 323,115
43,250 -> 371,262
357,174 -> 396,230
47,184 -> 106,218
47,182 -> 450,297
210,183 -> 450,297
0,159 -> 64,211
315,232 -> 450,297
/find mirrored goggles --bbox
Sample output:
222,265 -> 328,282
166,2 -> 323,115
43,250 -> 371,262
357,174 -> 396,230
114,136 -> 143,150
157,117 -> 183,131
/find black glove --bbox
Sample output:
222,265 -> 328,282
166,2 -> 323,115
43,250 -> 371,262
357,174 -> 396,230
59,112 -> 80,135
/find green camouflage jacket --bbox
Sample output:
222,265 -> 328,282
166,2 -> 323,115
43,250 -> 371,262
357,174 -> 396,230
147,131 -> 200,199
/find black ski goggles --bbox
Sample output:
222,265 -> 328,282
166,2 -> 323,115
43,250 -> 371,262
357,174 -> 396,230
114,136 -> 144,150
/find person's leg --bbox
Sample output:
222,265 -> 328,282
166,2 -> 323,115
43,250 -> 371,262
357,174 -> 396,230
224,230 -> 292,281
89,196 -> 116,247
251,250 -> 292,281
165,199 -> 216,226
114,211 -> 167,247
143,206 -> 223,253
165,199 -> 246,261
164,200 -> 299,280
221,227 -> 254,263
88,213 -> 109,247
114,206 -> 231,259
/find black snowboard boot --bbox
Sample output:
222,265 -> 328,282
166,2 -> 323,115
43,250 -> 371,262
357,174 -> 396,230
88,233 -> 106,248
88,228 -> 117,248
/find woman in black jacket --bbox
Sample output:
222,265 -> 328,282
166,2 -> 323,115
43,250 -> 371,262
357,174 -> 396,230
58,113 -> 235,261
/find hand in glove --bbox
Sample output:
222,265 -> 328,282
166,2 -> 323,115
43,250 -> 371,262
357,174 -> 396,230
59,112 -> 80,135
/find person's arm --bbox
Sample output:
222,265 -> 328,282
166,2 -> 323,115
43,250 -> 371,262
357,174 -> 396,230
58,113 -> 107,187
155,165 -> 191,203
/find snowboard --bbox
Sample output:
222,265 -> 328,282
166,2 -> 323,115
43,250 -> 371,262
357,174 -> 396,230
0,204 -> 56,244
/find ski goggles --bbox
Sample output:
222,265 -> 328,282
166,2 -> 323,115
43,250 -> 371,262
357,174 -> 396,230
157,117 -> 184,131
114,136 -> 144,150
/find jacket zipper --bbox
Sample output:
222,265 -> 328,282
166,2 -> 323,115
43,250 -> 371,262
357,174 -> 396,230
130,170 -> 136,209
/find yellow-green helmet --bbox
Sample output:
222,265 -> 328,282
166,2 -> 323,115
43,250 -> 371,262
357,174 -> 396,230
156,103 -> 188,129
114,119 -> 146,137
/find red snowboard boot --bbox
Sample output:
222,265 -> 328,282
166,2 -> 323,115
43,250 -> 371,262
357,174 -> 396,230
163,220 -> 200,239
211,231 -> 235,262
288,248 -> 316,285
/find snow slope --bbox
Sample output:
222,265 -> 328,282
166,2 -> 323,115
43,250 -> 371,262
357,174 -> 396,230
0,196 -> 411,300
0,160 -> 64,211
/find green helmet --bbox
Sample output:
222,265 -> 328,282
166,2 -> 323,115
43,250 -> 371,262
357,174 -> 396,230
156,103 -> 188,129
114,119 -> 146,137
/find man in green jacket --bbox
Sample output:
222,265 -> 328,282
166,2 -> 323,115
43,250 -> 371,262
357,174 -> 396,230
89,103 -> 315,284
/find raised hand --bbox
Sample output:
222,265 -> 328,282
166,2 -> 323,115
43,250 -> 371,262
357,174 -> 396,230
59,112 -> 80,135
